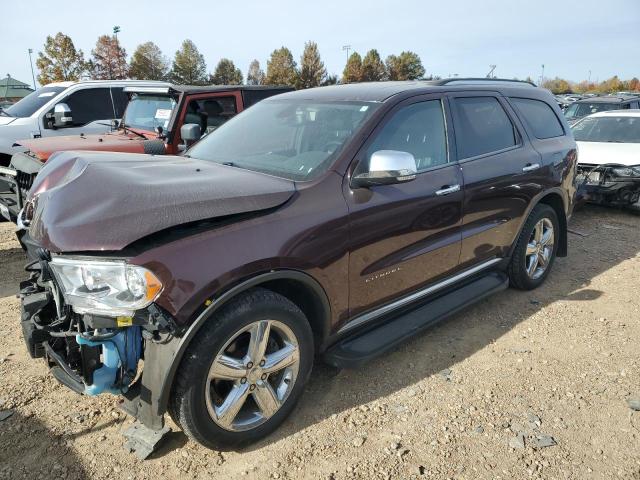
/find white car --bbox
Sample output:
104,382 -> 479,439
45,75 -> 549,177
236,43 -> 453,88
572,110 -> 640,210
0,79 -> 170,166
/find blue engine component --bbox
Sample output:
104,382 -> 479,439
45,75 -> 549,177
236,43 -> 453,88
76,326 -> 142,396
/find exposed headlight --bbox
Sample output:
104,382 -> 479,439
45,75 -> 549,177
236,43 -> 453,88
49,256 -> 163,317
611,166 -> 640,178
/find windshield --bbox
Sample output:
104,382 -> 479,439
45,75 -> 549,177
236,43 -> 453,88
564,102 -> 620,119
3,86 -> 65,117
122,94 -> 176,131
572,116 -> 640,143
188,99 -> 379,181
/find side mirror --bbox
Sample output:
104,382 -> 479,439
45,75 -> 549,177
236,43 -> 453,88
53,103 -> 73,128
180,123 -> 201,151
352,150 -> 418,188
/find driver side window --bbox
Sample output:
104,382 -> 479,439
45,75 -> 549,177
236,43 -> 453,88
58,88 -> 115,126
366,100 -> 448,173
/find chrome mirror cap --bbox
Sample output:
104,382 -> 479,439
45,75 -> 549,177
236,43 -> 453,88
353,150 -> 418,188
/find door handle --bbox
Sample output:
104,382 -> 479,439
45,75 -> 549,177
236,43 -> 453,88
435,184 -> 461,196
522,163 -> 541,172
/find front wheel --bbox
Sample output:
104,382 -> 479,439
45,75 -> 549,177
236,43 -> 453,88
169,288 -> 314,450
508,204 -> 559,290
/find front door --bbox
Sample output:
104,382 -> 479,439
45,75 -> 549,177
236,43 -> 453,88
344,95 -> 463,320
43,87 -> 118,137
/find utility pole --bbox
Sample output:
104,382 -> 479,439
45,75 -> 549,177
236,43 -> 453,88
27,49 -> 36,89
342,45 -> 351,64
113,25 -> 121,39
540,64 -> 545,86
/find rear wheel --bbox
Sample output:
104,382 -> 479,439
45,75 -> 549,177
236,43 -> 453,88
169,288 -> 313,450
508,204 -> 559,290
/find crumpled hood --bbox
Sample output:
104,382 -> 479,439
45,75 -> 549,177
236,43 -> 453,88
17,131 -> 152,161
577,141 -> 640,167
28,151 -> 296,252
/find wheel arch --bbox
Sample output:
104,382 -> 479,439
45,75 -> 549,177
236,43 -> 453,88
156,269 -> 332,414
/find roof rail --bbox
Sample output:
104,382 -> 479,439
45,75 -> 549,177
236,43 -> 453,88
427,77 -> 537,87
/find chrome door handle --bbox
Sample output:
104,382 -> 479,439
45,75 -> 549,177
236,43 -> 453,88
435,184 -> 461,196
522,163 -> 541,172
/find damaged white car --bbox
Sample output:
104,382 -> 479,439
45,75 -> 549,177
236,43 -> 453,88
573,110 -> 640,210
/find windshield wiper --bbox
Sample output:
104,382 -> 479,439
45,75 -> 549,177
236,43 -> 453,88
121,124 -> 148,140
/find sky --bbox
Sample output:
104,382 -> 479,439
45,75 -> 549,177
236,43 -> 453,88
1,0 -> 639,88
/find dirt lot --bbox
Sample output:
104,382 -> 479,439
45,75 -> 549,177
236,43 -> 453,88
0,206 -> 639,480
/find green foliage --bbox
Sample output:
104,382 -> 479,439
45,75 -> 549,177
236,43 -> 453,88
246,59 -> 265,85
265,47 -> 298,86
342,52 -> 363,83
129,42 -> 169,80
210,59 -> 243,85
321,74 -> 338,86
298,41 -> 326,89
36,32 -> 87,84
170,40 -> 208,85
385,51 -> 425,80
361,49 -> 386,82
91,35 -> 128,80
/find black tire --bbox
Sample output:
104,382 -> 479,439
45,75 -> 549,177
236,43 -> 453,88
508,204 -> 559,290
168,287 -> 314,450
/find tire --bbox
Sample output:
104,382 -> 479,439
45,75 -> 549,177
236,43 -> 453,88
168,287 -> 314,450
508,204 -> 559,290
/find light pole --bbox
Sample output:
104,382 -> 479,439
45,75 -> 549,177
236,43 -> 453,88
540,64 -> 545,86
27,48 -> 36,89
113,25 -> 121,39
342,45 -> 351,64
588,70 -> 591,84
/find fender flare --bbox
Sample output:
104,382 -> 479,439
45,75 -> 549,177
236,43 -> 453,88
152,269 -> 331,415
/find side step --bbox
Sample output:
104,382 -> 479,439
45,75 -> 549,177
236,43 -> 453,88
324,271 -> 508,368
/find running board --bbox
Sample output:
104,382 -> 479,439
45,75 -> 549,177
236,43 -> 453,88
324,271 -> 508,368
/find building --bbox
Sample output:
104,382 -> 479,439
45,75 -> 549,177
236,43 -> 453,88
0,75 -> 34,106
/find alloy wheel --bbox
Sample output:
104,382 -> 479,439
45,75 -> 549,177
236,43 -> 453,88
205,319 -> 300,432
525,217 -> 555,280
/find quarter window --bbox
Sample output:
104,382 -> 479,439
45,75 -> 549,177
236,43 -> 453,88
367,100 -> 448,172
511,97 -> 564,139
61,88 -> 115,126
452,97 -> 517,159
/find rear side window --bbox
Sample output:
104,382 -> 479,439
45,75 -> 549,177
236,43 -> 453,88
511,97 -> 564,139
452,97 -> 517,159
62,88 -> 115,126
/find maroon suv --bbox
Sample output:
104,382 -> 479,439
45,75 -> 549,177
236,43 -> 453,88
18,79 -> 576,453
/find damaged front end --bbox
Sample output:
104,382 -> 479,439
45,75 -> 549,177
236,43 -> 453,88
19,248 -> 177,454
576,163 -> 640,208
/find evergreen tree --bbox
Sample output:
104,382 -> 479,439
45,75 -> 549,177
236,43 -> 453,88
264,47 -> 298,86
170,40 -> 208,85
129,42 -> 169,80
36,32 -> 87,84
246,59 -> 265,85
210,58 -> 243,85
361,49 -> 386,82
91,35 -> 128,80
297,41 -> 326,89
342,52 -> 363,83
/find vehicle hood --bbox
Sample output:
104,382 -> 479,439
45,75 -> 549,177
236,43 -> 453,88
576,141 -> 640,166
17,131 -> 154,161
27,151 -> 296,252
0,116 -> 17,126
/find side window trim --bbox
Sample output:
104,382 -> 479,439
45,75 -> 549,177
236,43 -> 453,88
447,93 -> 525,163
350,93 -> 456,180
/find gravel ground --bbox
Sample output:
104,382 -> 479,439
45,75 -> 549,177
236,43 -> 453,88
0,206 -> 639,480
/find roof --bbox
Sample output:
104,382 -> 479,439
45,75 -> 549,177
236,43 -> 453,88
45,79 -> 171,88
575,94 -> 640,104
273,79 -> 548,103
169,85 -> 293,94
588,109 -> 640,118
0,75 -> 34,99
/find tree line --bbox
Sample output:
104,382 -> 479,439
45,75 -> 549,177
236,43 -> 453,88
542,76 -> 640,94
35,32 -> 427,88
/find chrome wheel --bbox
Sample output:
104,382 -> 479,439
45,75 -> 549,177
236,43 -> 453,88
525,218 -> 554,280
205,319 -> 300,432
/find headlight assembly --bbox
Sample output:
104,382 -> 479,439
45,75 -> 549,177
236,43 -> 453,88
49,256 -> 163,317
611,166 -> 640,178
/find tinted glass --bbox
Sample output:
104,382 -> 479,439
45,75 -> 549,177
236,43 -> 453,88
188,100 -> 378,181
122,94 -> 176,131
511,97 -> 564,139
4,86 -> 65,117
564,102 -> 620,119
62,88 -> 115,126
453,97 -> 517,159
367,100 -> 448,172
572,116 -> 640,143
184,96 -> 237,136
110,87 -> 129,118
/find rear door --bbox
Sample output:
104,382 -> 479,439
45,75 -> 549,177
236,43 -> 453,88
345,94 -> 463,319
449,93 -> 543,268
